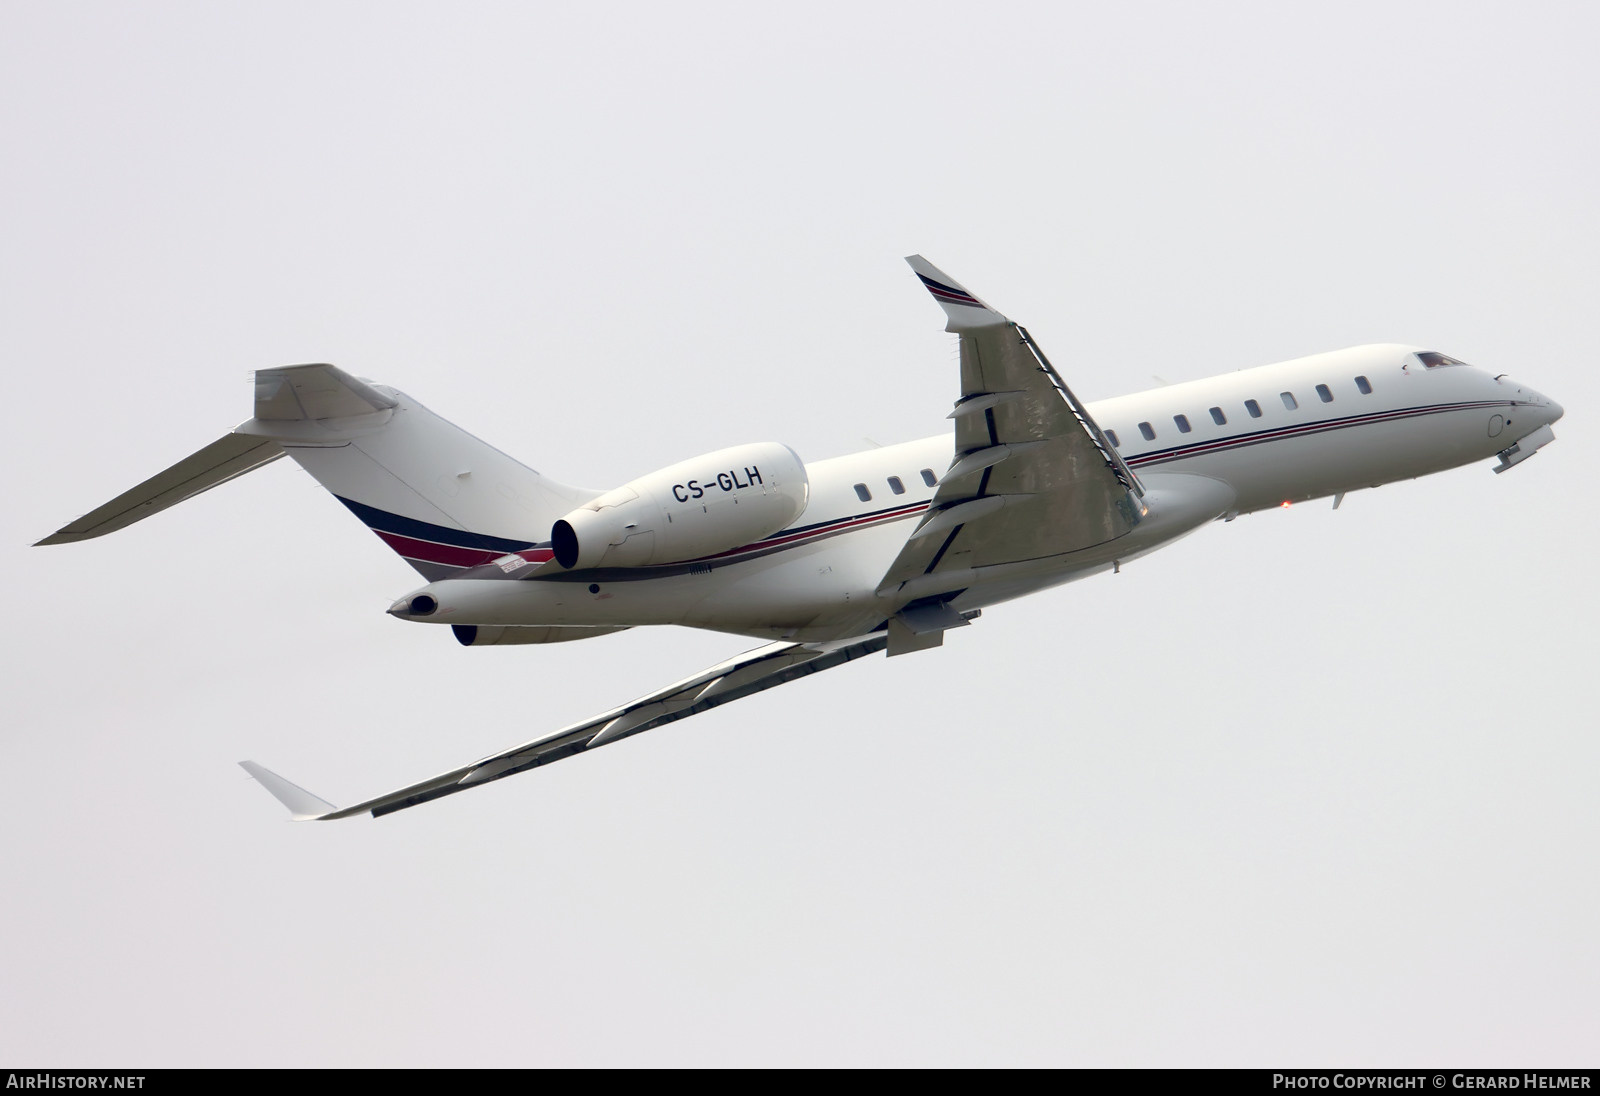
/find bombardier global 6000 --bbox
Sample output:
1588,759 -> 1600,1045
37,257 -> 1564,819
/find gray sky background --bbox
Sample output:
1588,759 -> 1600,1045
3,1 -> 1596,1067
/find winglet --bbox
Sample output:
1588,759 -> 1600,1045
904,255 -> 1007,332
239,761 -> 338,821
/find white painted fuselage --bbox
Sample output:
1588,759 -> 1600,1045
397,343 -> 1562,642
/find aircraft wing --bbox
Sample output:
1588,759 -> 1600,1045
241,633 -> 888,820
877,257 -> 1145,604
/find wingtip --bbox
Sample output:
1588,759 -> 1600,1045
904,254 -> 952,283
239,760 -> 339,821
903,256 -> 1000,326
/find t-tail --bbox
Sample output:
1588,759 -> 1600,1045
36,364 -> 596,579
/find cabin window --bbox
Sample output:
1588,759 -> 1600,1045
1174,414 -> 1192,434
1210,406 -> 1226,425
853,483 -> 872,502
920,468 -> 937,487
1280,391 -> 1299,410
1355,375 -> 1372,394
1316,384 -> 1334,403
887,476 -> 905,495
1245,399 -> 1262,418
1105,429 -> 1120,448
1138,421 -> 1156,441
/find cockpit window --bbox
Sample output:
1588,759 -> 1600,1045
1418,351 -> 1470,369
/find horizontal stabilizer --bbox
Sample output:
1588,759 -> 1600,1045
253,364 -> 397,421
36,434 -> 284,545
239,761 -> 338,821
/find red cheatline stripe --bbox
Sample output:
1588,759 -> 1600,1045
369,533 -> 556,569
376,505 -> 929,574
374,531 -> 505,568
700,502 -> 930,562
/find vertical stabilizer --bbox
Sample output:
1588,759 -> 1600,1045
39,362 -> 596,577
235,364 -> 596,578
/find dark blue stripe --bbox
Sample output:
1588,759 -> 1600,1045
1123,400 -> 1509,467
916,273 -> 980,304
335,496 -> 539,553
767,500 -> 926,540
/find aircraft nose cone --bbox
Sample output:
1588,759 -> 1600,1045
1525,390 -> 1564,428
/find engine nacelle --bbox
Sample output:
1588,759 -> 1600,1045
551,442 -> 808,570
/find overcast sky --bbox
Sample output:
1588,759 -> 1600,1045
3,0 -> 1596,1067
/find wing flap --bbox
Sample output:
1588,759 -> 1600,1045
877,258 -> 1145,597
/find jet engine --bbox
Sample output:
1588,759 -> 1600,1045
551,442 -> 808,570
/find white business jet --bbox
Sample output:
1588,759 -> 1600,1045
37,257 -> 1563,819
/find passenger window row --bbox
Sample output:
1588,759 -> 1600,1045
1107,375 -> 1374,446
855,468 -> 939,503
853,368 -> 1375,501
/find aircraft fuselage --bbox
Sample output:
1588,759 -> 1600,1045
396,343 -> 1562,642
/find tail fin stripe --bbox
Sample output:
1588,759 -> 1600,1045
335,496 -> 540,554
374,532 -> 509,570
372,533 -> 554,570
